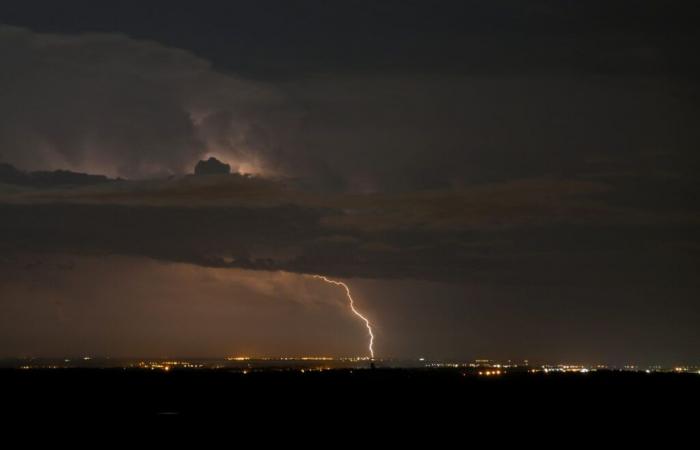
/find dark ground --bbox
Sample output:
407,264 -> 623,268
2,368 -> 699,425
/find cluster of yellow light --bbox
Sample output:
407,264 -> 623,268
136,360 -> 203,370
542,365 -> 590,373
478,370 -> 503,376
426,363 -> 462,368
279,356 -> 334,361
144,364 -> 171,371
225,356 -> 372,362
19,365 -> 62,369
310,274 -> 375,359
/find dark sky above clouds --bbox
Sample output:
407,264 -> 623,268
0,1 -> 698,364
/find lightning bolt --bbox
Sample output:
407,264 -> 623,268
310,275 -> 375,359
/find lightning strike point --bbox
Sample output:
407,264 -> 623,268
310,274 -> 375,360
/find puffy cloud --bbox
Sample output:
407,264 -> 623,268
194,157 -> 231,176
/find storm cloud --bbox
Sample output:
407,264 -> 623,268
3,13 -> 700,192
1,174 -> 698,287
0,25 -> 293,179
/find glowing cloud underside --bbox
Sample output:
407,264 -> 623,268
310,275 -> 375,359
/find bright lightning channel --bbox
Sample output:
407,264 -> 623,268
310,275 -> 375,359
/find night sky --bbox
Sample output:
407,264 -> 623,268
0,1 -> 699,365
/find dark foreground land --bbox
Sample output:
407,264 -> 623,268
2,368 -> 699,422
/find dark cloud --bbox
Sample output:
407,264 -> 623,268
3,4 -> 700,192
0,163 -> 117,188
4,1 -> 699,80
194,157 -> 231,176
0,175 -> 697,287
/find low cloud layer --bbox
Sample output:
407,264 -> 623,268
1,174 -> 698,287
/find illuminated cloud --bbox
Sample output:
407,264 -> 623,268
0,26 -> 292,179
